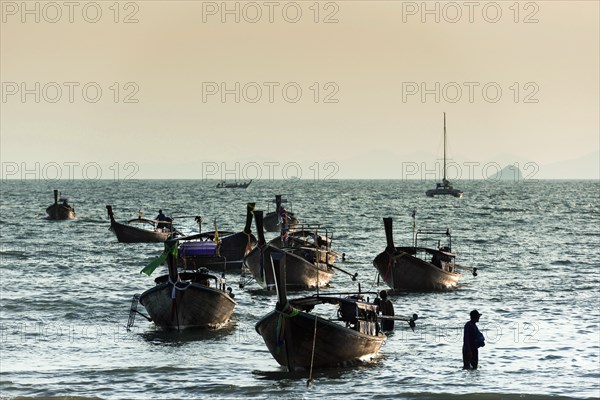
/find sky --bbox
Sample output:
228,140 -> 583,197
1,0 -> 598,180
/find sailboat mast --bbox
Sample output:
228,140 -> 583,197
443,112 -> 447,182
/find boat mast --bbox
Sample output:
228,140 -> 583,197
443,112 -> 447,182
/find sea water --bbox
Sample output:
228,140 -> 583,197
1,179 -> 598,399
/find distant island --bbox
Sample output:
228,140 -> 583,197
489,165 -> 523,181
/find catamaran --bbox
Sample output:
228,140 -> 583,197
426,113 -> 464,198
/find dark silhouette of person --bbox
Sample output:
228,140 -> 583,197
378,290 -> 395,331
279,209 -> 289,246
156,210 -> 167,221
463,309 -> 485,369
155,210 -> 170,230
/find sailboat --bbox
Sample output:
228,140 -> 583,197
425,113 -> 463,198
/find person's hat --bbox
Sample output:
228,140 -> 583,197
470,310 -> 482,318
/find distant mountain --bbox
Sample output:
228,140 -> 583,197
539,151 -> 600,179
130,150 -> 599,180
488,165 -> 523,181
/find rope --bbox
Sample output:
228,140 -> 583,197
167,275 -> 192,330
384,250 -> 395,283
367,270 -> 381,293
258,245 -> 266,282
307,314 -> 318,388
244,231 -> 254,255
275,301 -> 299,354
275,301 -> 299,318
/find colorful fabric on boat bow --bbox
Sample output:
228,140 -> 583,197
275,301 -> 299,354
140,241 -> 178,276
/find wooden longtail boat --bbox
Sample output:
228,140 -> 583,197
272,228 -> 339,265
178,203 -> 257,272
216,179 -> 252,189
263,195 -> 299,232
131,242 -> 236,331
46,190 -> 75,220
106,205 -> 174,243
373,217 -> 463,290
244,211 -> 334,290
255,251 -> 387,371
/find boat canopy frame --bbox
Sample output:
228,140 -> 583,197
414,228 -> 452,251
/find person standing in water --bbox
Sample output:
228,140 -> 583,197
463,309 -> 485,369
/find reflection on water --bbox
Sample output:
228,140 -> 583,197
139,323 -> 237,346
252,357 -> 383,382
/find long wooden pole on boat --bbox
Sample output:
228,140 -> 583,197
315,228 -> 319,296
307,314 -> 317,388
254,211 -> 267,283
455,263 -> 478,276
328,263 -> 357,281
270,250 -> 292,372
412,208 -> 417,247
384,217 -> 395,252
378,314 -> 418,331
106,205 -> 116,224
166,240 -> 180,331
243,203 -> 255,235
381,217 -> 396,289
271,250 -> 287,308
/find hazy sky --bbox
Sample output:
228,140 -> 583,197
1,0 -> 598,180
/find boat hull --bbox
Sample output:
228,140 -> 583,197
110,221 -> 170,243
244,245 -> 333,289
46,204 -> 75,220
140,282 -> 236,329
216,179 -> 252,188
373,250 -> 461,290
425,187 -> 463,198
255,310 -> 385,370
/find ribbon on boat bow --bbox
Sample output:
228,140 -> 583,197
140,241 -> 179,276
275,301 -> 299,354
384,250 -> 394,283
